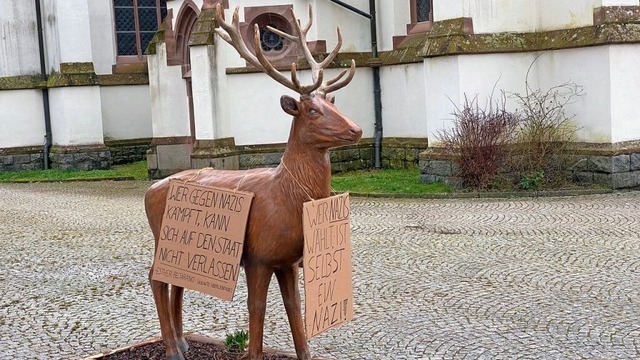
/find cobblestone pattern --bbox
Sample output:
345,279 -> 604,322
0,182 -> 639,359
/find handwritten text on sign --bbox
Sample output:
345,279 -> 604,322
151,180 -> 254,301
303,193 -> 354,338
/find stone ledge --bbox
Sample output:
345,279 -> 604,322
382,6 -> 640,65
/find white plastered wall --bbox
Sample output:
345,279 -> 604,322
101,85 -> 153,140
377,0 -> 410,51
380,63 -> 428,138
0,1 -> 40,77
190,45 -> 219,141
424,44 -> 640,145
609,44 -> 640,143
435,0 -> 640,33
88,0 -> 116,75
425,53 -> 543,145
211,65 -> 373,146
534,47 -> 613,143
0,90 -> 46,148
49,86 -> 105,146
186,2 -> 373,146
148,43 -> 191,138
55,0 -> 94,63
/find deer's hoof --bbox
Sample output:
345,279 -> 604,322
178,338 -> 189,354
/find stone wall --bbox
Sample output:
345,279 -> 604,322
105,139 -> 151,165
419,146 -> 640,190
49,146 -> 111,171
0,147 -> 44,171
571,152 -> 640,189
182,137 -> 427,180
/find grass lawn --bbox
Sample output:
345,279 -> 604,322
0,161 -> 149,182
331,167 -> 451,194
1,162 -> 451,195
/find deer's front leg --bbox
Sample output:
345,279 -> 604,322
245,263 -> 273,360
275,264 -> 311,360
149,270 -> 184,360
170,285 -> 188,354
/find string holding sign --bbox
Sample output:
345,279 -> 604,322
151,180 -> 254,301
302,193 -> 354,338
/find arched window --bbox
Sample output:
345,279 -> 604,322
173,1 -> 199,76
239,5 -> 327,67
114,0 -> 168,60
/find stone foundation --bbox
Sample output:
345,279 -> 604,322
0,143 -> 140,172
105,138 -> 151,165
419,145 -> 640,189
174,137 -> 428,180
49,145 -> 111,171
146,137 -> 193,179
0,146 -> 44,171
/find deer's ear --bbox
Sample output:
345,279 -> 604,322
326,94 -> 336,104
280,95 -> 300,116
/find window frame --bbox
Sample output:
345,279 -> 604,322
408,0 -> 434,34
113,0 -> 167,64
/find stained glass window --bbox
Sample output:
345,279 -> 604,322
260,24 -> 284,52
114,0 -> 167,57
416,0 -> 431,23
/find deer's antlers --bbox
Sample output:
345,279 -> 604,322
214,4 -> 356,96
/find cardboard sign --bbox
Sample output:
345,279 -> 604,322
151,180 -> 254,301
302,193 -> 354,338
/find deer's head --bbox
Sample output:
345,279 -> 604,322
215,4 -> 362,150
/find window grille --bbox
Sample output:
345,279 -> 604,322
416,0 -> 431,23
114,0 -> 167,58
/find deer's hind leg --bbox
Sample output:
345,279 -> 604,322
170,285 -> 189,354
275,264 -> 310,360
149,270 -> 184,360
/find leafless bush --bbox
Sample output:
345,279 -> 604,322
507,61 -> 584,188
437,93 -> 520,190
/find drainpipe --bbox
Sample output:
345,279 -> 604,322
35,0 -> 52,169
327,0 -> 383,168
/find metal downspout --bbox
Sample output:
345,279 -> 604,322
327,0 -> 383,168
35,0 -> 52,169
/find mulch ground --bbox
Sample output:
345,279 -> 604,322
95,335 -> 297,360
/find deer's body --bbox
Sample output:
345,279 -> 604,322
146,5 -> 360,359
146,92 -> 361,359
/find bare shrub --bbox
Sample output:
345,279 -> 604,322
507,62 -> 584,188
437,93 -> 520,190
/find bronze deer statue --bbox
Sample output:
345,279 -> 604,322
144,4 -> 361,360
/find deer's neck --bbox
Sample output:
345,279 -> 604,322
277,142 -> 331,202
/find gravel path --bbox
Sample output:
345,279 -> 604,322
0,181 -> 638,359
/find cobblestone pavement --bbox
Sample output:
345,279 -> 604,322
1,181 -> 639,359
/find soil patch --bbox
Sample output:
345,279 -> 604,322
90,335 -> 298,360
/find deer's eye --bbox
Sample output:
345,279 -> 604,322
309,108 -> 319,115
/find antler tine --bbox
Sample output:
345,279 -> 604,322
288,7 -> 315,67
266,26 -> 298,42
318,59 -> 356,95
214,4 -> 348,96
302,4 -> 313,35
318,26 -> 343,69
325,68 -> 349,86
214,5 -> 262,70
251,24 -> 323,94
